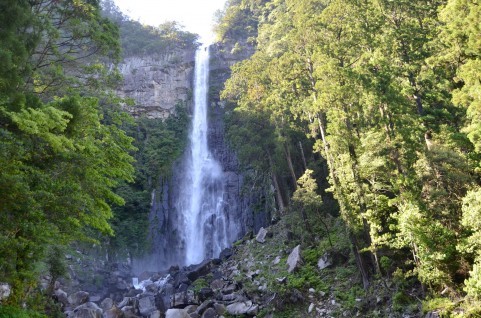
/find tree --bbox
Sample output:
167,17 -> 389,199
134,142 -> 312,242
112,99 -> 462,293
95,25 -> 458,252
0,0 -> 135,302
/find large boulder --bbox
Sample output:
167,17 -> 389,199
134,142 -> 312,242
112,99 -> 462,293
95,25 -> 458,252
185,260 -> 218,282
201,308 -> 217,318
69,291 -> 90,307
165,308 -> 190,318
54,289 -> 69,307
171,290 -> 198,308
138,295 -> 156,316
286,245 -> 302,273
100,298 -> 114,311
71,302 -> 102,318
226,300 -> 258,315
255,227 -> 268,243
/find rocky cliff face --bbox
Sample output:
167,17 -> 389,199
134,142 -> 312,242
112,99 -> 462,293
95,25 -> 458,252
117,49 -> 195,119
208,42 -> 272,235
144,42 -> 273,271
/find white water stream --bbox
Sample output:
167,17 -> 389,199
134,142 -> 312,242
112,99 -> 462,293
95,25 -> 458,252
178,45 -> 228,265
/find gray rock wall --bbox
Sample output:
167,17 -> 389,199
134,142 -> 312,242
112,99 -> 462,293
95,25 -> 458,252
117,49 -> 195,119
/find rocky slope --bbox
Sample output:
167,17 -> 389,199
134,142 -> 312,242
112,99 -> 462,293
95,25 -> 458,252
55,218 -> 433,318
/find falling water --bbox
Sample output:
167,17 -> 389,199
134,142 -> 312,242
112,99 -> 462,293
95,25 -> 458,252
177,45 -> 229,265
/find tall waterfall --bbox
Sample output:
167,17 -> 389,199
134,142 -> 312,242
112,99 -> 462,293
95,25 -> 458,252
141,45 -> 255,273
177,45 -> 229,265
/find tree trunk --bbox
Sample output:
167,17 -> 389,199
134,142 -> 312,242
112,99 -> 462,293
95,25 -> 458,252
349,231 -> 370,290
299,141 -> 307,171
284,142 -> 297,189
268,152 -> 285,214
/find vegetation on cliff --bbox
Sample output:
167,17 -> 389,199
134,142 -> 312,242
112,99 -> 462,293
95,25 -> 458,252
217,0 -> 481,315
101,0 -> 198,57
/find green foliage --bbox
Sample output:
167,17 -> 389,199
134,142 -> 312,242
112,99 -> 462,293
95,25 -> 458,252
191,278 -> 209,293
45,246 -> 67,291
0,0 -> 136,305
392,291 -> 417,313
107,104 -> 189,257
219,0 -> 481,299
286,264 -> 327,292
465,262 -> 481,300
0,306 -> 47,318
136,105 -> 189,180
214,0 -> 268,43
101,0 -> 198,57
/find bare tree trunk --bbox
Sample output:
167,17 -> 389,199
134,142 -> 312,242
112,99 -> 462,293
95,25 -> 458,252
268,152 -> 285,214
349,231 -> 370,290
299,141 -> 307,171
284,143 -> 297,189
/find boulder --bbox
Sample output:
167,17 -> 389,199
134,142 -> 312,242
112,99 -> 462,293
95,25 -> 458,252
69,291 -> 90,307
174,272 -> 191,288
317,253 -> 332,270
171,290 -> 198,308
425,312 -> 440,318
100,298 -> 114,311
165,308 -> 190,318
286,245 -> 302,273
255,227 -> 268,243
317,251 -> 347,270
117,297 -> 136,309
201,308 -> 217,318
120,306 -> 137,316
103,306 -> 123,318
209,279 -> 224,290
145,282 -> 159,293
221,283 -> 237,295
308,303 -> 315,313
226,301 -> 257,315
196,300 -> 214,315
138,295 -> 156,316
54,289 -> 69,307
185,260 -> 217,282
71,302 -> 102,318
184,305 -> 198,314
0,283 -> 11,302
149,311 -> 161,318
213,303 -> 225,315
198,288 -> 214,302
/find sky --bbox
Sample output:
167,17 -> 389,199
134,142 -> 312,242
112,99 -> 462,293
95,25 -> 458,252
113,0 -> 227,43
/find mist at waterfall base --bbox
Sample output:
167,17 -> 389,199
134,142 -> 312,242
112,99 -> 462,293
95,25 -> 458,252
131,45 -> 241,274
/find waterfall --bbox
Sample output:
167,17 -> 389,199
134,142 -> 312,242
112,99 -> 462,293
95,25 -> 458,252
140,44 -> 249,273
177,45 -> 229,265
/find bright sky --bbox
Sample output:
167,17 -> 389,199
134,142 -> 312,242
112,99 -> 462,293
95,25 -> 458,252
113,0 -> 227,43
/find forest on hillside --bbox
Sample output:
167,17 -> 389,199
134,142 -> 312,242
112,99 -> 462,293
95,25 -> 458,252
216,0 -> 481,314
